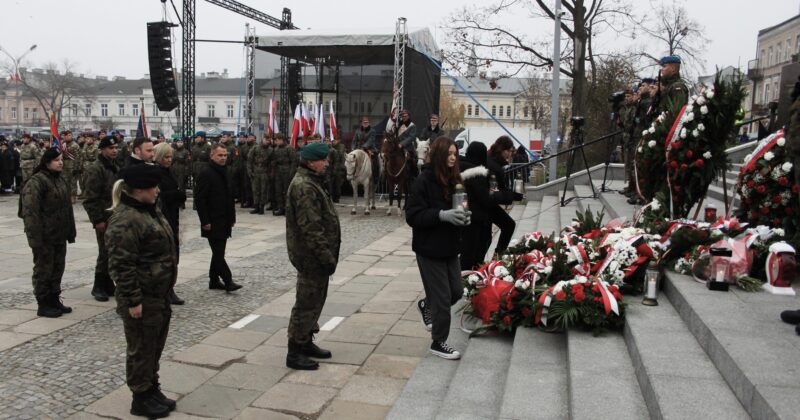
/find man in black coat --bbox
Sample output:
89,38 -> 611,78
125,137 -> 155,167
195,144 -> 242,292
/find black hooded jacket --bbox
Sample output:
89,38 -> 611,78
460,142 -> 515,224
405,164 -> 461,258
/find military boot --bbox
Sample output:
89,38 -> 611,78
130,389 -> 170,418
91,276 -> 109,302
51,293 -> 72,314
264,202 -> 273,211
249,204 -> 262,215
272,208 -> 285,216
301,334 -> 332,359
36,297 -> 62,318
151,383 -> 176,411
286,339 -> 319,370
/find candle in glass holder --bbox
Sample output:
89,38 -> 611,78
704,204 -> 717,222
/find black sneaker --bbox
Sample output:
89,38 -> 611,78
417,299 -> 433,332
781,309 -> 800,324
430,340 -> 461,360
91,288 -> 109,302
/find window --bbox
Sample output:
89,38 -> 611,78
152,103 -> 158,117
787,39 -> 792,61
774,81 -> 779,100
491,105 -> 496,116
31,108 -> 38,121
796,35 -> 800,53
764,82 -> 770,103
118,103 -> 125,116
71,104 -> 78,116
367,103 -> 372,113
506,106 -> 512,117
227,104 -> 234,118
498,106 -> 504,117
85,103 -> 91,116
23,108 -> 29,120
207,104 -> 215,118
11,107 -> 16,120
777,42 -> 783,64
175,108 -> 180,118
132,103 -> 139,117
383,102 -> 388,114
0,107 -> 3,120
475,106 -> 479,117
768,47 -> 773,66
101,104 -> 108,117
360,102 -> 365,113
523,106 -> 529,118
467,104 -> 472,116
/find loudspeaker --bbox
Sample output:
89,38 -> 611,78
287,62 -> 302,111
147,22 -> 179,112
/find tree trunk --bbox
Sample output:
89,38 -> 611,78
571,1 -> 589,119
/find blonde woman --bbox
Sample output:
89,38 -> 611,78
154,142 -> 186,304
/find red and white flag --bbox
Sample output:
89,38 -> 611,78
267,88 -> 279,136
329,100 -> 338,140
301,103 -> 312,138
290,104 -> 302,148
316,103 -> 326,139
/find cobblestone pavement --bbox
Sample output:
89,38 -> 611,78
0,193 -> 405,419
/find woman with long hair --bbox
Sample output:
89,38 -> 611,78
486,136 -> 517,254
106,164 -> 177,418
19,148 -> 76,317
154,142 -> 186,305
405,136 -> 469,360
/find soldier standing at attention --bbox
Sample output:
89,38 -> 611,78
190,132 -> 210,208
248,134 -> 274,215
285,142 -> 341,370
329,137 -> 346,203
79,132 -> 98,200
19,148 -> 76,318
61,130 -> 81,203
106,164 -> 177,418
659,55 -> 689,113
171,137 -> 189,202
83,137 -> 120,302
19,133 -> 38,187
238,133 -> 255,209
271,133 -> 295,216
619,89 -> 636,200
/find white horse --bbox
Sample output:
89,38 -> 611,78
345,149 -> 375,215
416,139 -> 430,166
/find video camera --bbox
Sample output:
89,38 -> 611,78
570,116 -> 585,128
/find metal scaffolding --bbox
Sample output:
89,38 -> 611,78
181,0 -> 196,137
392,17 -> 408,126
244,23 -> 256,135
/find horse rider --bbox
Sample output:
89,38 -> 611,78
396,109 -> 418,177
353,116 -> 380,185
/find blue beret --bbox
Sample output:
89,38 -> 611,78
659,55 -> 681,65
300,142 -> 329,161
195,131 -> 206,138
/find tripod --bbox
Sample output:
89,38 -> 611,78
600,108 -> 622,192
561,119 -> 596,206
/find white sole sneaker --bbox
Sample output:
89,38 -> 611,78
429,348 -> 461,360
422,321 -> 432,332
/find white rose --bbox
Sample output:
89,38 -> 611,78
463,287 -> 469,296
697,123 -> 705,132
680,128 -> 687,139
494,266 -> 509,277
685,112 -> 695,122
543,266 -> 553,274
648,140 -> 656,148
778,137 -> 786,147
703,151 -> 712,159
638,146 -> 643,153
503,275 -> 514,283
642,130 -> 648,137
690,95 -> 698,103
706,89 -> 715,99
692,129 -> 700,138
783,162 -> 793,172
651,199 -> 661,211
774,228 -> 786,237
696,96 -> 706,106
700,105 -> 709,115
468,274 -> 479,284
514,280 -> 523,289
648,127 -> 656,134
765,151 -> 774,161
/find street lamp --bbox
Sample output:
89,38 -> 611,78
0,44 -> 37,134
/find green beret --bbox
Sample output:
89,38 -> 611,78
300,142 -> 329,161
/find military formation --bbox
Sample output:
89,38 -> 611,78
617,54 -> 689,205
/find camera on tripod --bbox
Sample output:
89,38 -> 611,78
570,116 -> 585,128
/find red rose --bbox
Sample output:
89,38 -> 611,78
673,141 -> 681,149
521,308 -> 532,318
555,291 -> 566,301
670,161 -> 678,169
695,159 -> 704,168
674,185 -> 681,192
779,177 -> 789,187
547,242 -> 554,248
574,292 -> 586,303
654,220 -> 661,226
503,315 -> 512,325
680,163 -> 688,170
757,185 -> 767,194
761,207 -> 771,215
506,301 -> 514,310
773,218 -> 782,226
639,178 -> 646,185
747,180 -> 755,188
793,184 -> 800,193
773,195 -> 783,204
593,297 -> 603,303
571,284 -> 584,294
786,207 -> 793,215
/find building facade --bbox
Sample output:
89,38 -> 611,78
747,14 -> 800,123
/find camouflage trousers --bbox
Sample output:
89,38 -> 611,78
120,298 -> 171,393
20,165 -> 34,188
251,173 -> 273,208
288,272 -> 329,344
623,136 -> 636,188
94,228 -> 114,292
171,164 -> 188,193
329,171 -> 345,202
274,167 -> 292,210
31,243 -> 67,301
63,171 -> 77,198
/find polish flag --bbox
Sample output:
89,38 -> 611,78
267,88 -> 278,136
290,104 -> 302,148
316,102 -> 326,139
329,100 -> 338,140
301,103 -> 312,138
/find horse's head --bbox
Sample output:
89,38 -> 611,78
380,133 -> 399,155
345,150 -> 357,180
417,139 -> 430,164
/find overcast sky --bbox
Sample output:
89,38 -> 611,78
1,0 -> 798,81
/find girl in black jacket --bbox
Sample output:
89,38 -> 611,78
405,136 -> 468,360
459,142 -> 522,271
487,136 -> 517,254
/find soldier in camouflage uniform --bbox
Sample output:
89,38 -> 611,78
106,164 -> 177,418
658,55 -> 689,114
79,133 -> 98,199
619,89 -> 636,197
285,142 -> 341,370
271,133 -> 296,216
238,133 -> 255,208
170,138 -> 189,198
190,132 -> 210,206
19,148 -> 76,318
630,78 -> 656,198
18,134 -> 38,187
328,137 -> 346,203
61,131 -> 81,202
247,135 -> 274,215
82,137 -> 120,302
219,134 -> 239,202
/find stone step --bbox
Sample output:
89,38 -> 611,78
593,184 -> 637,222
559,191 -> 580,234
436,334 -> 514,419
500,328 -> 568,420
537,195 -> 561,236
624,299 -> 750,419
513,198 -> 541,239
566,329 -> 649,419
486,203 -> 526,258
662,270 -> 800,419
706,184 -> 740,209
574,184 -> 609,224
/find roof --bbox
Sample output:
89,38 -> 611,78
255,26 -> 439,65
445,76 -> 571,95
93,77 -> 271,96
759,14 -> 800,37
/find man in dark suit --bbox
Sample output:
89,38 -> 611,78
195,144 -> 242,293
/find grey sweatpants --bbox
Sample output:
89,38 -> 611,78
416,254 -> 463,342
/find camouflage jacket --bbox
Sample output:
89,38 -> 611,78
331,143 -> 346,172
286,165 -> 341,274
19,143 -> 39,167
19,168 -> 76,248
172,146 -> 189,166
620,104 -> 636,141
634,93 -> 654,139
239,141 -> 253,163
222,142 -> 238,167
248,144 -> 273,175
662,74 -> 689,113
272,145 -> 297,169
191,142 -> 210,163
81,143 -> 98,169
106,193 -> 177,309
63,141 -> 81,173
82,154 -> 119,225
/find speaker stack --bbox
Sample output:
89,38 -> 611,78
147,22 -> 179,112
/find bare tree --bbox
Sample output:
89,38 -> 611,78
439,88 -> 466,131
13,60 -> 97,125
441,0 -> 637,119
637,0 -> 709,78
521,77 -> 571,140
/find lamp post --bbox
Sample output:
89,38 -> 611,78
0,44 -> 37,134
